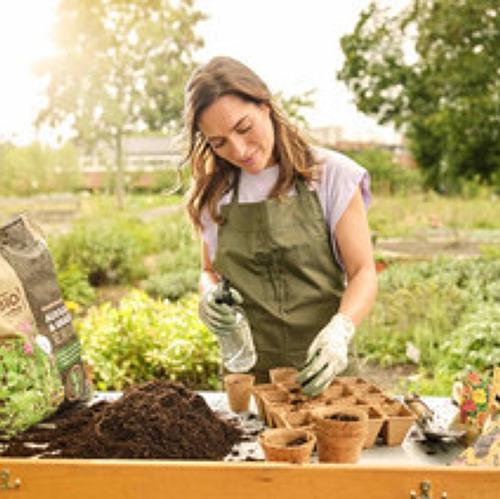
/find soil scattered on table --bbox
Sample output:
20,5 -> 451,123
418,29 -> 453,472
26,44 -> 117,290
0,380 -> 243,460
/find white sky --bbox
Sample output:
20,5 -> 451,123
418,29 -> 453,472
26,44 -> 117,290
0,0 -> 408,145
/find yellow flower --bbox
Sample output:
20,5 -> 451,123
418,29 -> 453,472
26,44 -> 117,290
473,389 -> 487,405
65,300 -> 80,314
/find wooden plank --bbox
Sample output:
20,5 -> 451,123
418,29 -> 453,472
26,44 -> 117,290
1,459 -> 500,499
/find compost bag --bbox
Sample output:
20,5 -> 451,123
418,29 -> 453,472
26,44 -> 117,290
0,215 -> 91,436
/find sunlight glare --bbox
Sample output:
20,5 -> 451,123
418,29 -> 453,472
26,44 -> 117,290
0,0 -> 59,143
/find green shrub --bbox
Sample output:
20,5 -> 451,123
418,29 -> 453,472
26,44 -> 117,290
56,264 -> 97,307
0,142 -> 81,196
480,244 -> 500,261
75,290 -> 221,391
150,210 -> 199,260
348,147 -> 423,195
358,257 -> 500,395
142,210 -> 201,298
142,269 -> 199,301
438,302 -> 500,376
50,218 -> 150,286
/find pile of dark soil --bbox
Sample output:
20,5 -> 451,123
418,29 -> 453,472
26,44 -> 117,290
0,380 -> 243,460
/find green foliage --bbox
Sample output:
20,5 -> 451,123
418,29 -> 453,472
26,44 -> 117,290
348,147 -> 423,195
80,193 -> 184,217
140,210 -> 200,299
0,338 -> 64,437
49,204 -> 200,308
454,175 -> 496,199
75,290 -> 221,391
55,264 -> 97,307
480,244 -> 500,261
0,142 -> 81,196
149,167 -> 187,195
274,89 -> 316,129
50,217 -> 150,286
357,257 -> 500,395
438,303 -> 500,376
149,210 -> 201,273
338,0 -> 500,191
142,269 -> 199,301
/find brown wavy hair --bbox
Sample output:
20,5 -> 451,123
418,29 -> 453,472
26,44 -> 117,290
184,56 -> 319,231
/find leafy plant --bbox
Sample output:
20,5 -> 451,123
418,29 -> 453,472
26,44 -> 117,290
142,210 -> 201,297
50,217 -> 149,286
0,337 -> 64,437
357,256 -> 500,395
75,290 -> 221,391
142,269 -> 199,301
438,303 -> 500,376
55,264 -> 97,307
348,147 -> 423,196
480,244 -> 500,261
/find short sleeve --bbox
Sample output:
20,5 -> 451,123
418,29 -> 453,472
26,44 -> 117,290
313,148 -> 372,269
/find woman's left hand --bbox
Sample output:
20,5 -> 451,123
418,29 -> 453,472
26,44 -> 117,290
296,314 -> 355,397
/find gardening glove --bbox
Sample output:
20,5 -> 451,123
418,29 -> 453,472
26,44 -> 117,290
198,281 -> 243,336
296,313 -> 355,398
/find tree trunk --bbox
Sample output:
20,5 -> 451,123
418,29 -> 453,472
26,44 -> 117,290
115,131 -> 125,210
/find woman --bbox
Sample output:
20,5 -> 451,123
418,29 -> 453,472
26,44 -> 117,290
184,56 -> 377,397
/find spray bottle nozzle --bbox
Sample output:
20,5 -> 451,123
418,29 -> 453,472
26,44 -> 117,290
215,279 -> 234,306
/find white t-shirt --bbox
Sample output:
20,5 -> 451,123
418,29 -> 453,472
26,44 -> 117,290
201,147 -> 371,269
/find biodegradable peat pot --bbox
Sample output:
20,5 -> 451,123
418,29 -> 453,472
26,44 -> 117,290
260,390 -> 289,426
251,383 -> 275,421
281,408 -> 314,431
311,406 -> 368,463
355,404 -> 386,449
326,395 -> 358,408
269,367 -> 299,386
268,405 -> 289,428
258,428 -> 316,464
319,382 -> 344,402
224,373 -> 255,413
379,401 -> 416,446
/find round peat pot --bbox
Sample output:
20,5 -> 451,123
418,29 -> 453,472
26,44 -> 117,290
311,406 -> 368,463
258,427 -> 316,464
224,373 -> 255,413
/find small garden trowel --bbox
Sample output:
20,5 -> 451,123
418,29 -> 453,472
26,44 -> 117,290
404,393 -> 464,442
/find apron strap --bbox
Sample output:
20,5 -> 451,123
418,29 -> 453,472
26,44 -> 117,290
230,173 -> 240,205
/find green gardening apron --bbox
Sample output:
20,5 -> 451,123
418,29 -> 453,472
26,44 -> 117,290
213,179 -> 349,383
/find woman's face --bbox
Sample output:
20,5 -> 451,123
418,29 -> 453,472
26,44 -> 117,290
198,94 -> 276,174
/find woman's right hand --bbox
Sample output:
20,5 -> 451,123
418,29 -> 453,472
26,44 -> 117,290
198,282 -> 243,336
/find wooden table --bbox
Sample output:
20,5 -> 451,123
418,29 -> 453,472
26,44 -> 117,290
1,393 -> 498,498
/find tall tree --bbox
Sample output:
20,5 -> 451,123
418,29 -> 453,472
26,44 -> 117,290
275,89 -> 316,130
36,0 -> 205,207
338,0 -> 500,191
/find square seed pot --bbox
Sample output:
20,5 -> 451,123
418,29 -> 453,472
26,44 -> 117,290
379,402 -> 417,446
